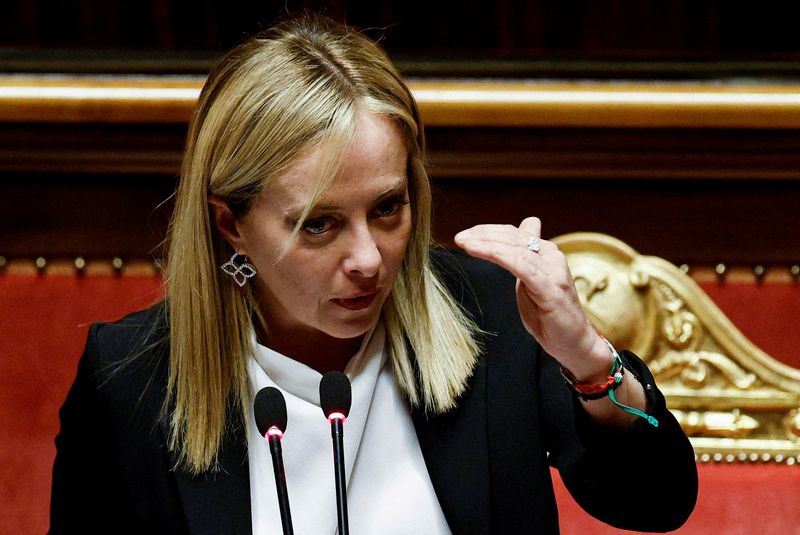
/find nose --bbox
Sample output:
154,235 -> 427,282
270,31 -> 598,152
342,225 -> 381,278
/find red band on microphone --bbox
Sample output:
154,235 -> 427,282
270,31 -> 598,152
266,426 -> 284,440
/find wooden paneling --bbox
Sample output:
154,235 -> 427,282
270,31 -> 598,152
430,178 -> 800,266
5,76 -> 800,129
4,1 -> 800,63
0,174 -> 176,259
1,76 -> 799,268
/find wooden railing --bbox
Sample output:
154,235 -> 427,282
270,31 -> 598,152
4,75 -> 800,129
2,74 -> 800,266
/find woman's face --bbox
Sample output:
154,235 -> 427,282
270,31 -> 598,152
231,112 -> 412,352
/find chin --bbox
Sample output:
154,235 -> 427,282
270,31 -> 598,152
324,315 -> 381,341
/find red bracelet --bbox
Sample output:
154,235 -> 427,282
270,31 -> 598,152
560,365 -> 624,401
560,335 -> 625,401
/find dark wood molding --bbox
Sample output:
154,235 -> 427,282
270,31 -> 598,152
4,75 -> 800,129
2,75 -> 799,267
3,76 -> 800,180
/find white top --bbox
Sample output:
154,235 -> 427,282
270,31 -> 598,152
246,323 -> 452,535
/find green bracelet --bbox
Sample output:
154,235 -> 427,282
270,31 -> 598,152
600,337 -> 659,428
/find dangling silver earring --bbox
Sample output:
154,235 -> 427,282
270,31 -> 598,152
221,252 -> 257,287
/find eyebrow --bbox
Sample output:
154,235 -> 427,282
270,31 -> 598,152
283,178 -> 408,222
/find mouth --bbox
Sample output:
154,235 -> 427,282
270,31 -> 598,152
331,289 -> 380,311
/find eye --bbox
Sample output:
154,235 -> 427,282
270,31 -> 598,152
302,216 -> 335,235
374,196 -> 409,218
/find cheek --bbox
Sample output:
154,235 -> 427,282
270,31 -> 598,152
267,253 -> 338,299
385,225 -> 413,272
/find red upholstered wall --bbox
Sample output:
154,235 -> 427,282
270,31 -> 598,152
0,273 -> 163,534
699,280 -> 800,370
1,271 -> 798,534
552,464 -> 800,535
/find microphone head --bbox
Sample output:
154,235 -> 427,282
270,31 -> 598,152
254,387 -> 287,437
319,370 -> 352,418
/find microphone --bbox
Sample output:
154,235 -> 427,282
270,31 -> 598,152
319,371 -> 352,535
254,387 -> 294,535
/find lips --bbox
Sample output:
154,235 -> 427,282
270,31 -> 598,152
332,290 -> 380,311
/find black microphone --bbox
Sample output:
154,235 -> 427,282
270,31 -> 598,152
319,371 -> 352,535
254,387 -> 294,535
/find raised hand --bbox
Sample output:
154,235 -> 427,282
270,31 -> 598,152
454,217 -> 609,382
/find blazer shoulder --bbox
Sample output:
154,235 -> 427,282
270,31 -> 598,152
76,302 -> 170,407
430,247 -> 518,328
86,301 -> 168,367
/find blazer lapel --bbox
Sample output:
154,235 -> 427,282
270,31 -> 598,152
411,356 -> 491,535
160,418 -> 252,535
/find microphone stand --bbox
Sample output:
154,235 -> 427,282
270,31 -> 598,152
267,428 -> 294,535
320,371 -> 352,535
329,414 -> 349,535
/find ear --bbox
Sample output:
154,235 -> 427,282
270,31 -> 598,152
208,195 -> 247,252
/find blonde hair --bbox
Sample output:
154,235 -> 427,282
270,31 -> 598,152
165,15 -> 481,474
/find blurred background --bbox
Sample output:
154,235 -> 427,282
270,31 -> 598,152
4,0 -> 800,77
2,2 -> 800,534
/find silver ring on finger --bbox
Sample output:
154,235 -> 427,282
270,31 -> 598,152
526,236 -> 541,253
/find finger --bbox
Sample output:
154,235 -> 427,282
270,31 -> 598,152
454,224 -> 532,248
457,231 -> 558,259
458,236 -> 573,308
518,216 -> 542,238
455,238 -> 553,299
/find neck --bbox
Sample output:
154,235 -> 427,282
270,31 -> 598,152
256,325 -> 362,374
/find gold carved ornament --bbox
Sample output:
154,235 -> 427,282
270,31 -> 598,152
553,233 -> 800,464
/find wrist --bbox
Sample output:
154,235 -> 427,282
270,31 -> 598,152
561,336 -> 660,428
564,332 -> 614,383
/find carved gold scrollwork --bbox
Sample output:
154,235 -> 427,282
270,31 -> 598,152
787,409 -> 800,440
654,282 -> 702,350
554,232 -> 800,463
672,409 -> 759,438
650,350 -> 757,390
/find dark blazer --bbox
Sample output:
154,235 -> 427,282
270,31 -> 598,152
50,250 -> 697,534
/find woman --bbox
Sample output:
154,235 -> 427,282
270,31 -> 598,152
51,15 -> 697,534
